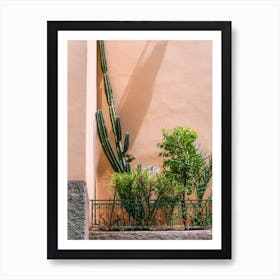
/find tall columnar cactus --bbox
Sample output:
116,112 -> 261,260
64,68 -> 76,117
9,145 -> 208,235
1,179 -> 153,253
95,40 -> 133,173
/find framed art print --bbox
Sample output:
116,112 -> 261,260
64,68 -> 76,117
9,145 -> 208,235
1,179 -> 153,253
47,21 -> 231,259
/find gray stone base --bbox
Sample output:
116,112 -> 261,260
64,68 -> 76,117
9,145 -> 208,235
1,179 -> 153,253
89,230 -> 212,240
68,180 -> 89,240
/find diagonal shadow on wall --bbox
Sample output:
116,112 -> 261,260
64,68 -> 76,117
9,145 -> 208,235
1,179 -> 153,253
96,41 -> 168,181
117,40 -> 168,150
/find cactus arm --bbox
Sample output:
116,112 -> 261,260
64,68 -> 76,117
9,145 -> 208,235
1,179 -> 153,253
95,110 -> 123,172
109,106 -> 117,135
115,117 -> 122,142
98,40 -> 108,73
123,132 -> 130,154
103,73 -> 113,105
126,163 -> 131,173
116,143 -> 126,170
95,117 -> 119,171
95,111 -> 119,172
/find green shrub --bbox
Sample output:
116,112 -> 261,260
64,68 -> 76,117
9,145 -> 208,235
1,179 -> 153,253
153,174 -> 184,201
157,126 -> 212,228
110,127 -> 212,229
111,164 -> 153,202
111,164 -> 155,227
157,127 -> 212,196
111,165 -> 184,228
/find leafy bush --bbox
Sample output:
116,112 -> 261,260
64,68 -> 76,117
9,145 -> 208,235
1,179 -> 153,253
157,127 -> 212,228
111,164 -> 153,202
111,164 -> 155,227
111,164 -> 184,228
110,127 -> 212,230
157,127 -> 212,196
153,174 -> 184,201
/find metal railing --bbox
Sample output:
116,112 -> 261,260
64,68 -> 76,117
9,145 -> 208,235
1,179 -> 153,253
89,199 -> 212,231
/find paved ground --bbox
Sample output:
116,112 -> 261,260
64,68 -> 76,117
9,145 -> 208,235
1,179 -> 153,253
89,230 -> 212,240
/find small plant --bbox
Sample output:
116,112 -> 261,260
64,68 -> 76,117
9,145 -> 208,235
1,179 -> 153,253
111,164 -> 155,227
152,174 -> 185,226
189,199 -> 212,229
157,127 -> 212,229
188,154 -> 212,228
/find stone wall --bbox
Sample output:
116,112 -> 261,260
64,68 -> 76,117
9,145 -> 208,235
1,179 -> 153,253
68,180 -> 89,240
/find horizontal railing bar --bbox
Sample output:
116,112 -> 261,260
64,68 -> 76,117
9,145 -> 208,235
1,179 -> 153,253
89,199 -> 212,230
89,199 -> 212,202
89,199 -> 211,201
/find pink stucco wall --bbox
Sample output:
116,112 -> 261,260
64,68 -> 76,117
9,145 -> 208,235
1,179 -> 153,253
96,40 -> 212,199
68,40 -> 96,200
68,40 -> 212,200
68,41 -> 87,181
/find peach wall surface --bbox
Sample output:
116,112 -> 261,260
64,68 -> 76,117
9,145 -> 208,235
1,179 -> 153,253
68,41 -> 96,200
68,41 -> 87,181
86,41 -> 97,200
96,40 -> 212,199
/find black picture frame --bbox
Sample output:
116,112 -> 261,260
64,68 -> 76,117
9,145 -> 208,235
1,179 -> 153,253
47,21 -> 231,259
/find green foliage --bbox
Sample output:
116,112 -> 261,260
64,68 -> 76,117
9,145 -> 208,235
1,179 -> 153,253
190,199 -> 212,228
111,166 -> 185,227
157,127 -> 212,198
95,40 -> 134,173
111,167 -> 185,204
111,166 -> 154,227
157,126 -> 212,229
153,174 -> 185,201
111,165 -> 153,202
108,127 -> 213,229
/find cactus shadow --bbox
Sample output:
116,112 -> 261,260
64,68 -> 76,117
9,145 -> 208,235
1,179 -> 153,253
96,41 -> 168,189
118,40 -> 168,149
